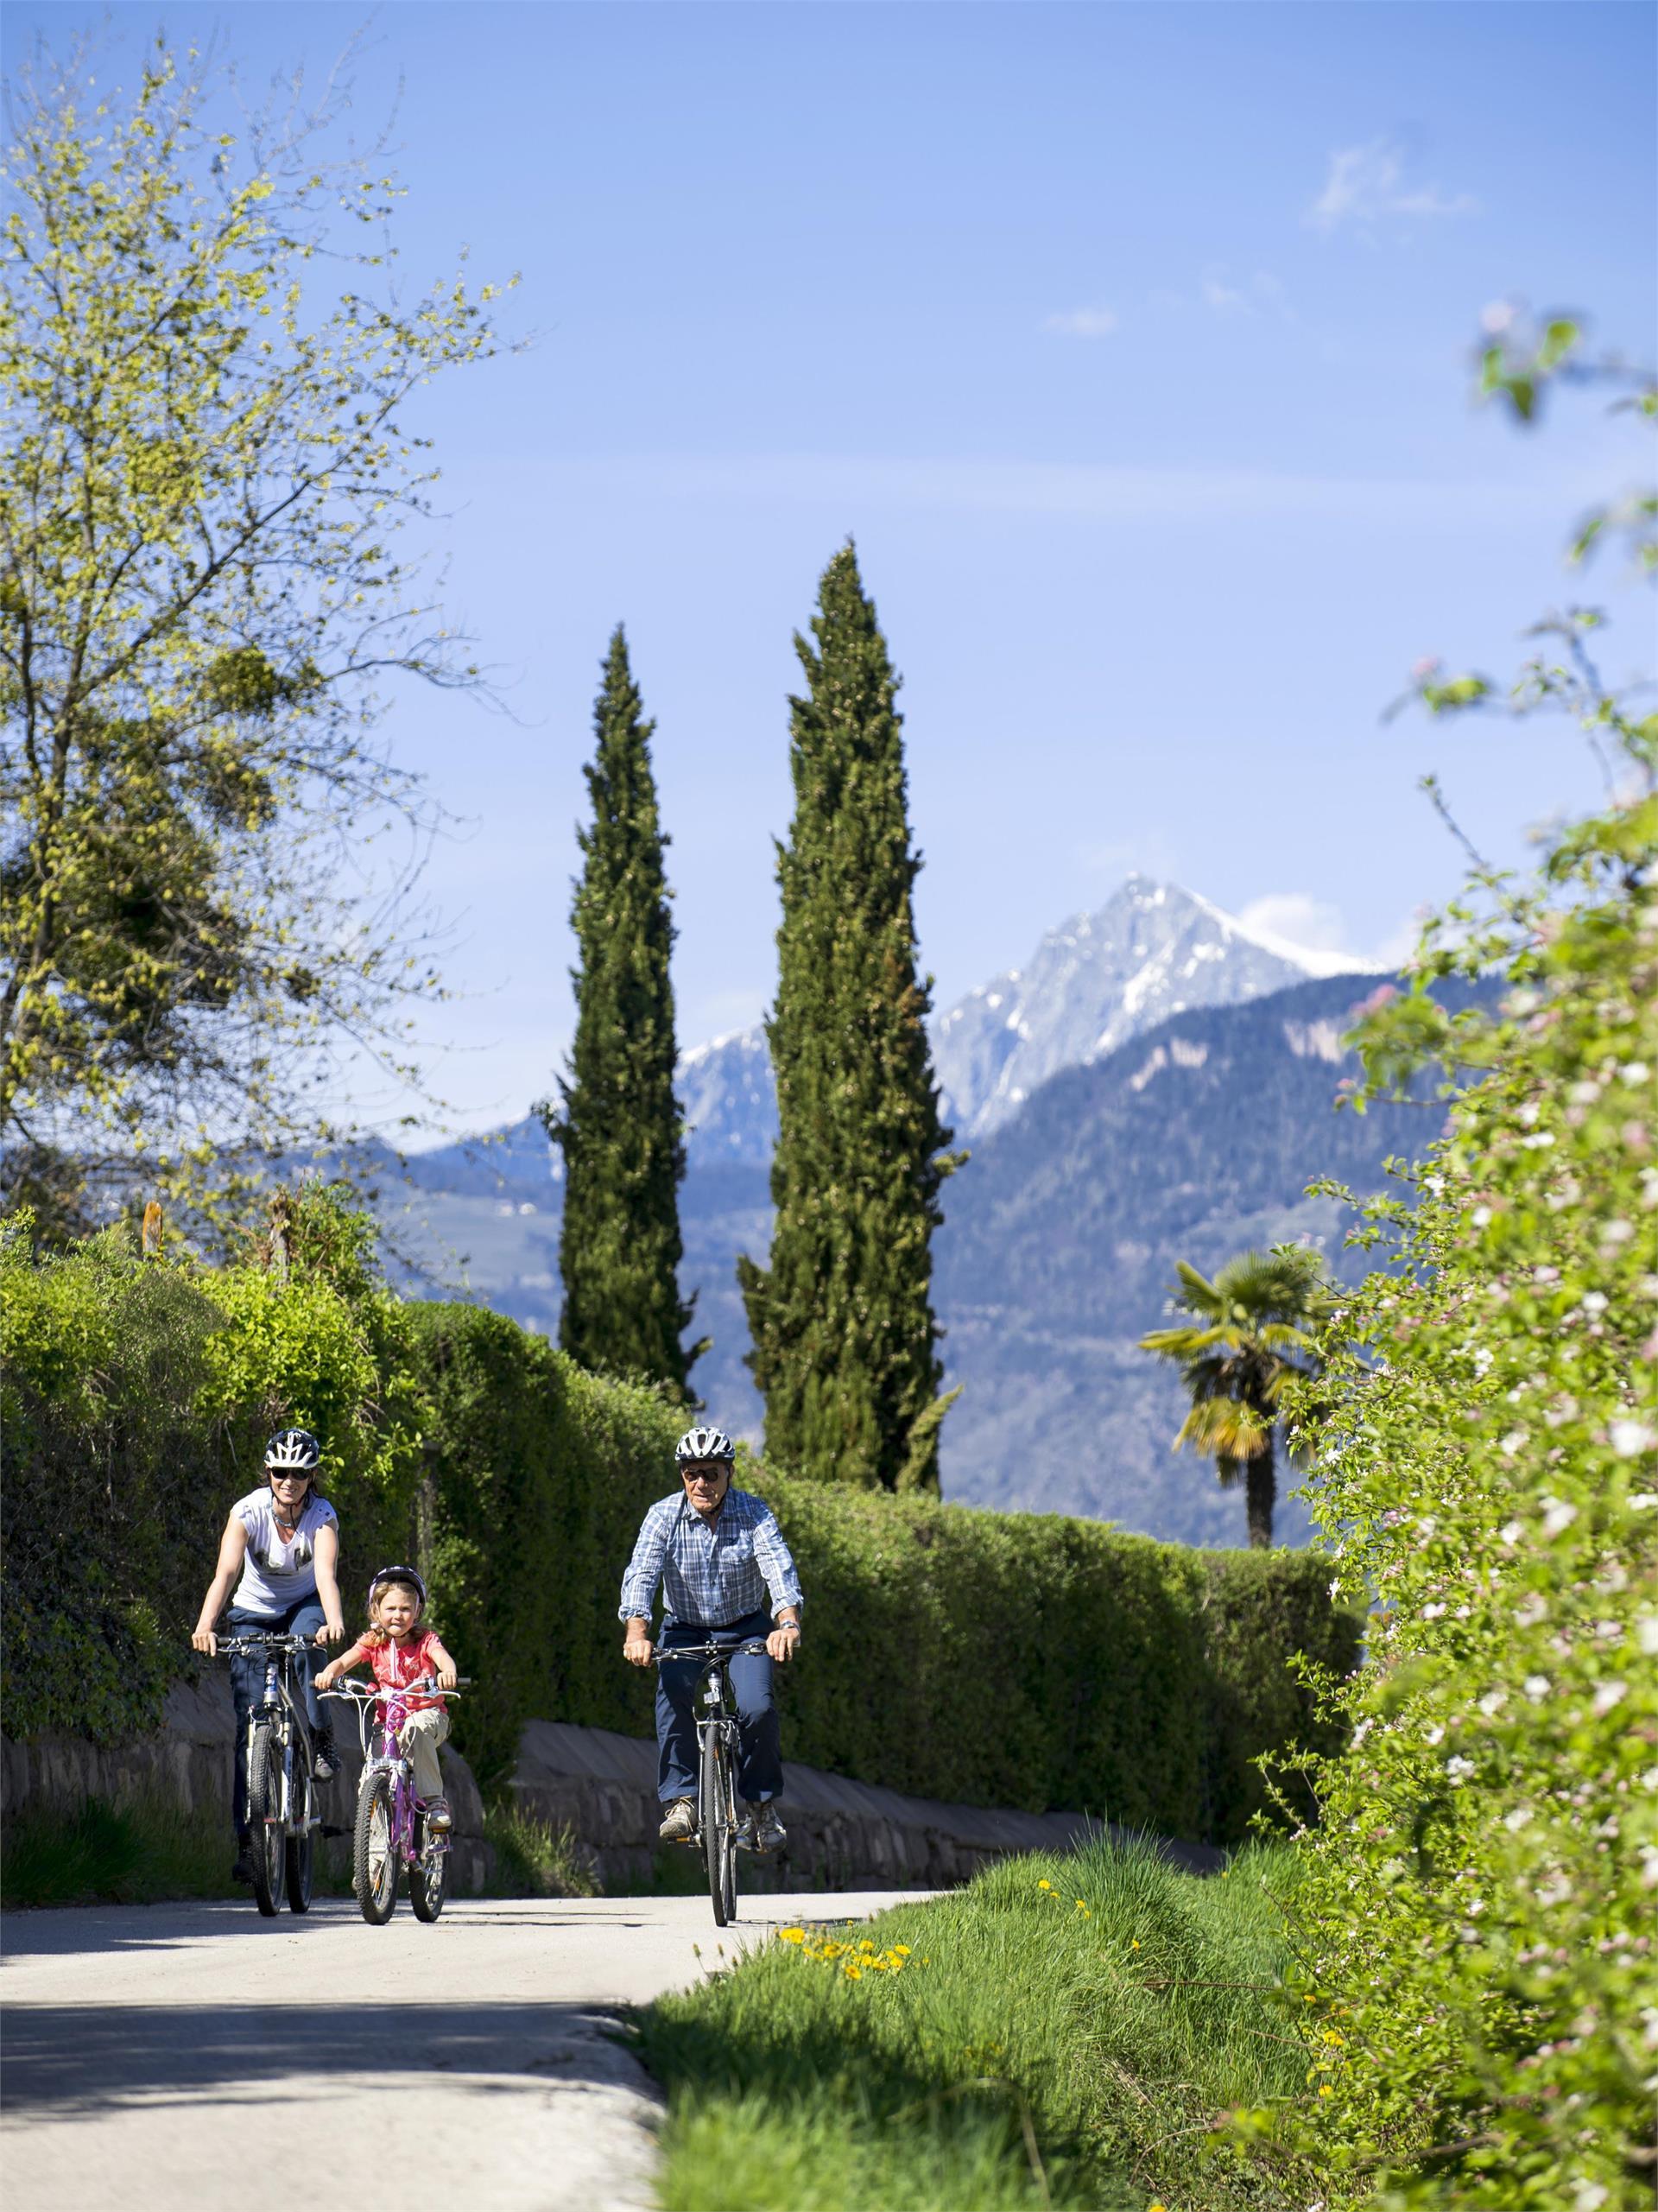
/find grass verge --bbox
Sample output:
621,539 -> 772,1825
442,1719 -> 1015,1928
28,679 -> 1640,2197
0,1796 -> 244,1907
478,1803 -> 599,1898
633,1834 -> 1304,2212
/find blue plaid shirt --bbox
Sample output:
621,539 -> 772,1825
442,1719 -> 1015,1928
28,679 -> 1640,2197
619,1486 -> 803,1627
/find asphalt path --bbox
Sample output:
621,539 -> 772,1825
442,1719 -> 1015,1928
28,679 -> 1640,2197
2,1889 -> 926,2211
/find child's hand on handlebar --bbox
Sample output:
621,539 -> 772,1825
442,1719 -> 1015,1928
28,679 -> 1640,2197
315,1659 -> 340,1691
436,1659 -> 458,1690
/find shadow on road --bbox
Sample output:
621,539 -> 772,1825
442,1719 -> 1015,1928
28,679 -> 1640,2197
3,1999 -> 636,2121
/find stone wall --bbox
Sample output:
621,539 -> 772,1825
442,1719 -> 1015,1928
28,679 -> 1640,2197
4,1691 -> 1224,1898
2,1673 -> 493,1894
510,1718 -> 1224,1892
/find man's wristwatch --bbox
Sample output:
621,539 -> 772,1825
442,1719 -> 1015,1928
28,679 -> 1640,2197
775,1619 -> 801,1635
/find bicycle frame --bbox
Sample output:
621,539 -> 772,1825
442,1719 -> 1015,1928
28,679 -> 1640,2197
222,1634 -> 322,1841
325,1678 -> 460,1867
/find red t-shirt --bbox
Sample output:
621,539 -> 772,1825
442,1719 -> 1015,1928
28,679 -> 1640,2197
362,1630 -> 447,1714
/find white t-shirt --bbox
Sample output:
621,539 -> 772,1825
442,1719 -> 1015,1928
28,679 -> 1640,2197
230,1486 -> 338,1615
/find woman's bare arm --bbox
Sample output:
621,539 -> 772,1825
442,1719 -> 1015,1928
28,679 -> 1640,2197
191,1516 -> 249,1654
312,1521 -> 345,1645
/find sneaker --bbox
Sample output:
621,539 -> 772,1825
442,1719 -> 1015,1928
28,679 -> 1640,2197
658,1797 -> 698,1844
423,1797 -> 452,1835
231,1844 -> 256,1886
312,1728 -> 339,1782
743,1801 -> 787,1855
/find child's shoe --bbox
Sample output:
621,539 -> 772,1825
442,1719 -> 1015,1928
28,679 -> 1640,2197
424,1797 -> 452,1835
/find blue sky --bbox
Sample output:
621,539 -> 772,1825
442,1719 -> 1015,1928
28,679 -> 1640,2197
7,1 -> 1655,1132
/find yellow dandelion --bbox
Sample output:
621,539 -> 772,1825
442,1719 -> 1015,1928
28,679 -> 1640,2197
1131,1939 -> 1140,1949
1319,2084 -> 1335,2099
1074,1899 -> 1091,1914
1303,1994 -> 1317,2004
779,1928 -> 806,1944
1037,1878 -> 1054,1892
892,1944 -> 911,1957
844,1964 -> 862,1981
1323,2031 -> 1345,2047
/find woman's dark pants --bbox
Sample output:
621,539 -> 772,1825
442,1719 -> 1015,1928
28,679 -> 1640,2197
655,1607 -> 782,1806
227,1596 -> 326,1837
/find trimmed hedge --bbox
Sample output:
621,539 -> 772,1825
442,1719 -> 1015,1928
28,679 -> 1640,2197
3,1229 -> 1356,1845
412,1302 -> 1357,1840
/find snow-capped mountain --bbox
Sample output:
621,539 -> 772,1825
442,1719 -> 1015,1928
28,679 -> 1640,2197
931,875 -> 1373,1138
670,876 -> 1375,1156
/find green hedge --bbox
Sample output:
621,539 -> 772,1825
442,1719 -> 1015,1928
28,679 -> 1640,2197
412,1302 -> 1357,1841
3,1226 -> 1356,1845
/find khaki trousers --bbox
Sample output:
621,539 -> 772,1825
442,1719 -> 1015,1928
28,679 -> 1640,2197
398,1707 -> 451,1800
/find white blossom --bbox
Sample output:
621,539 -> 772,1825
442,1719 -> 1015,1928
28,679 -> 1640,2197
1541,1497 -> 1578,1536
1524,1676 -> 1552,1702
1609,1422 -> 1657,1459
1592,1681 -> 1628,1716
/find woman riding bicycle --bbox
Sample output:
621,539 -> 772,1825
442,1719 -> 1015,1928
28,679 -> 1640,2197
190,1428 -> 345,1885
620,1424 -> 802,1854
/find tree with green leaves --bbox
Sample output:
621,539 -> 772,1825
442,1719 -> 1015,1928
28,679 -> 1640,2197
538,628 -> 700,1398
0,38 -> 514,1233
1139,1245 -> 1330,1548
738,542 -> 960,1491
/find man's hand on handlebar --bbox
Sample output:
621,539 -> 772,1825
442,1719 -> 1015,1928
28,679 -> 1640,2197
767,1620 -> 801,1664
623,1626 -> 655,1669
190,1627 -> 218,1657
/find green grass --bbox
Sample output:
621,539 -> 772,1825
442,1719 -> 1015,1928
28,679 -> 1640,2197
0,1796 -> 245,1907
478,1802 -> 600,1898
634,1835 -> 1305,2212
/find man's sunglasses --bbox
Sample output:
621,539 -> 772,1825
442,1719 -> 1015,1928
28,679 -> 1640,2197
680,1463 -> 730,1483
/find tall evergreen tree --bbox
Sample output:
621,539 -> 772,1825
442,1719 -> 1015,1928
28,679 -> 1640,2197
539,628 -> 702,1397
737,544 -> 961,1491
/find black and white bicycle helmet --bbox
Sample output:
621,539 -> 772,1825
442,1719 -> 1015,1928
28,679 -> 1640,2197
264,1428 -> 320,1474
675,1424 -> 735,1466
367,1562 -> 428,1608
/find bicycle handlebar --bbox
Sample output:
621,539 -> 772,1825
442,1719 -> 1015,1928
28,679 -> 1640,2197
649,1640 -> 771,1664
321,1676 -> 468,1698
212,1633 -> 318,1657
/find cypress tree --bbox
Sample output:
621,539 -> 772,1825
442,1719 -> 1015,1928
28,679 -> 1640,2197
737,543 -> 961,1491
540,627 -> 702,1398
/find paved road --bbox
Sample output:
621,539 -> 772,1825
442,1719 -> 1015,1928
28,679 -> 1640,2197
2,1890 -> 925,2211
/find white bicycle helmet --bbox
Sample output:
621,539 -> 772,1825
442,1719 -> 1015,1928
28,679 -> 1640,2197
264,1428 -> 320,1473
675,1424 -> 735,1465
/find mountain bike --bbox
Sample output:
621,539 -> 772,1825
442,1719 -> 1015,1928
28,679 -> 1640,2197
653,1639 -> 770,1928
215,1632 -> 327,1918
324,1676 -> 467,1925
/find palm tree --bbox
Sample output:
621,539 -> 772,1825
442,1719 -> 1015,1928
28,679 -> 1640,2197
1139,1246 -> 1332,1549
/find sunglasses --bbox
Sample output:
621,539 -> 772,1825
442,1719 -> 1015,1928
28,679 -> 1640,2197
681,1464 -> 729,1483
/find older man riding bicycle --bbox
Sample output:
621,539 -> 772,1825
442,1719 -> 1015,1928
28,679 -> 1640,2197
620,1425 -> 802,1854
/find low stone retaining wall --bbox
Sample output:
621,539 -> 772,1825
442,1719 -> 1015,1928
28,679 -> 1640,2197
2,1675 -> 493,1894
510,1718 -> 1225,1892
3,1690 -> 1224,1898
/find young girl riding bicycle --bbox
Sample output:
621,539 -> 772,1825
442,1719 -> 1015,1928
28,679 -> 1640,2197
317,1564 -> 459,1832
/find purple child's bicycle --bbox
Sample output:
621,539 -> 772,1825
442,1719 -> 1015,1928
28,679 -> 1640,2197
323,1676 -> 466,1924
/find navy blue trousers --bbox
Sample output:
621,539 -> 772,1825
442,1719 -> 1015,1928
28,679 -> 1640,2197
228,1596 -> 326,1836
655,1607 -> 782,1806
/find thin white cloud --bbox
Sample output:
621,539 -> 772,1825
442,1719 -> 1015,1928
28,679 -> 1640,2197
1238,892 -> 1412,973
1042,306 -> 1119,339
1307,138 -> 1478,233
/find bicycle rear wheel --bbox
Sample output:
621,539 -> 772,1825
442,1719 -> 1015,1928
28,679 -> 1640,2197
246,1725 -> 284,1919
410,1820 -> 450,1924
353,1769 -> 399,1924
285,1750 -> 313,1915
701,1724 -> 737,1927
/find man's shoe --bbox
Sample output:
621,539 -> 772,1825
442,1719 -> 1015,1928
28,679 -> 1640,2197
658,1797 -> 698,1844
743,1801 -> 787,1855
312,1728 -> 339,1782
231,1844 -> 256,1886
423,1797 -> 452,1835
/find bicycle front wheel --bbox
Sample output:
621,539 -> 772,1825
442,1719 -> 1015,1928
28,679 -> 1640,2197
701,1723 -> 737,1928
353,1769 -> 399,1925
246,1725 -> 284,1919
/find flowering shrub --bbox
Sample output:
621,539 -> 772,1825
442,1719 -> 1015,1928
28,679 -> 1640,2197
1244,326 -> 1657,2205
